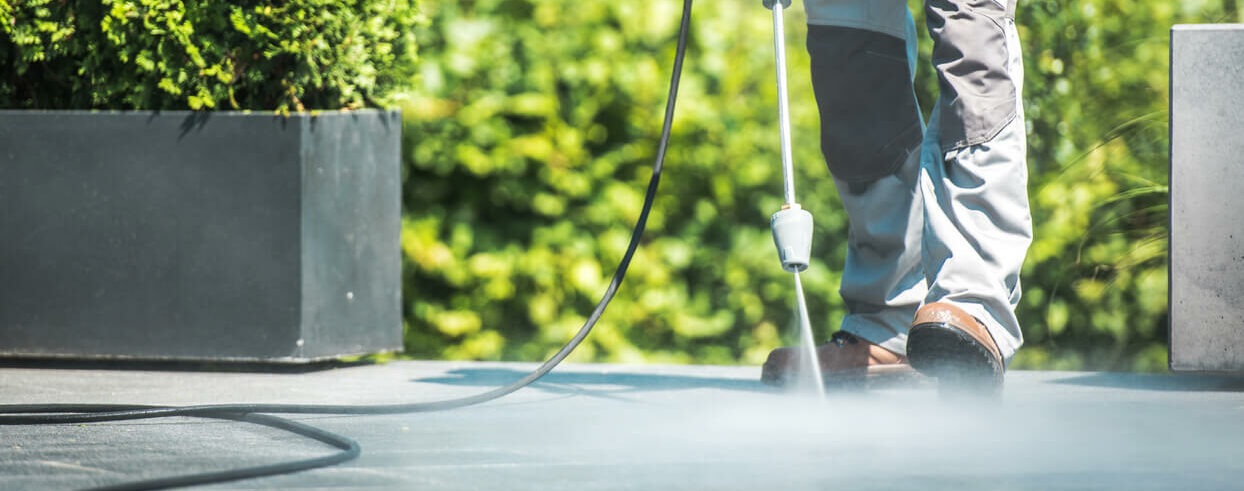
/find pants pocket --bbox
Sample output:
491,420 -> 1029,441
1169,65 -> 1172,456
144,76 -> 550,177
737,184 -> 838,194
807,25 -> 922,183
925,0 -> 1017,151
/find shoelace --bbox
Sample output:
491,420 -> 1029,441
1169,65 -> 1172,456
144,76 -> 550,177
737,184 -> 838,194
829,330 -> 860,348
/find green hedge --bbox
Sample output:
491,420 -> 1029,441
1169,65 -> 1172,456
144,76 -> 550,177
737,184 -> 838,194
0,0 -> 420,111
401,0 -> 833,364
399,0 -> 1239,371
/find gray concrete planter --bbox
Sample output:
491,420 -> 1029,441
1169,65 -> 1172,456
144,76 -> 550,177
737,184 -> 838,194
0,109 -> 402,362
1169,26 -> 1244,373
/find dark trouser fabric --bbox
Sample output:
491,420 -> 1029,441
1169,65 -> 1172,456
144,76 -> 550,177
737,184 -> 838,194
807,26 -> 922,182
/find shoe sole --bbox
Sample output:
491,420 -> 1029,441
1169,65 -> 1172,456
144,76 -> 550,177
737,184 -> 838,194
906,322 -> 1004,395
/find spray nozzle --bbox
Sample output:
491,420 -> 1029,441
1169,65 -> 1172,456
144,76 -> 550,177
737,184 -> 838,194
771,206 -> 814,273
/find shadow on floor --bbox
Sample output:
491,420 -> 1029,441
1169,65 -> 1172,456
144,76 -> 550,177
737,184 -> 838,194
1049,371 -> 1244,392
414,367 -> 774,397
0,357 -> 375,374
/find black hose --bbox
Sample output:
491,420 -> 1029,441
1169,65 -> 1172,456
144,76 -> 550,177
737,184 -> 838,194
0,1 -> 694,489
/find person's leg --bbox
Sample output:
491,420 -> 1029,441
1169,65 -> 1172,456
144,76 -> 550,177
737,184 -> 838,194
810,12 -> 925,357
762,6 -> 925,384
831,156 -> 924,356
916,0 -> 1031,366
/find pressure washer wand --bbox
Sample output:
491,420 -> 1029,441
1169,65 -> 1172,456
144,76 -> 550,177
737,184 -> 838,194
766,0 -> 825,395
773,2 -> 796,207
766,1 -> 812,274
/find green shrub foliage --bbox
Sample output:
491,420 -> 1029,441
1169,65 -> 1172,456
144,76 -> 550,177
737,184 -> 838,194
0,0 -> 420,111
401,0 -> 1239,371
987,0 -> 1237,371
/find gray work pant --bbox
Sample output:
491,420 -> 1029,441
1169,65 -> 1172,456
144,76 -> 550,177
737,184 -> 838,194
806,1 -> 1031,362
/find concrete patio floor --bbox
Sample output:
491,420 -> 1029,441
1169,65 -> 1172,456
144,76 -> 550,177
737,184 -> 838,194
1,360 -> 1243,490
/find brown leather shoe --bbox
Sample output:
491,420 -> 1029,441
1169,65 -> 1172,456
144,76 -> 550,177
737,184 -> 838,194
761,331 -> 916,387
906,302 -> 1004,389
